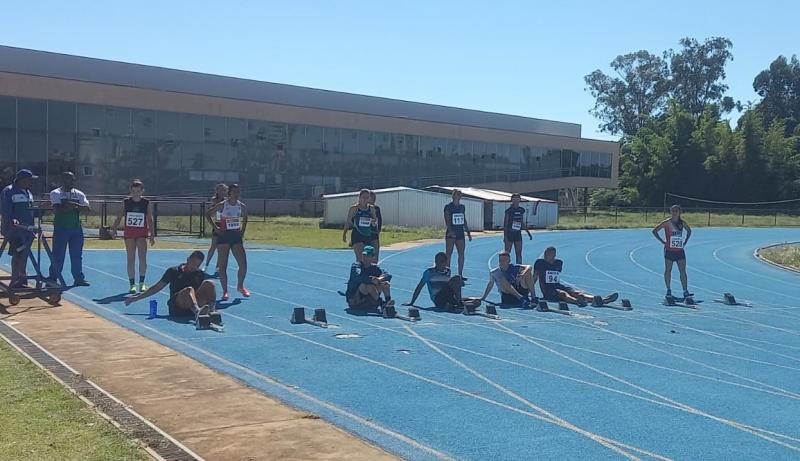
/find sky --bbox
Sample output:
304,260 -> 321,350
2,0 -> 799,141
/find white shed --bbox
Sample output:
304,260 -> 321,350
323,187 -> 483,229
424,186 -> 558,229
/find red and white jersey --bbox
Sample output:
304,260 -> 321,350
219,200 -> 243,232
664,220 -> 685,251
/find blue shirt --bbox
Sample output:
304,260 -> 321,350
505,206 -> 526,233
420,266 -> 451,300
1,184 -> 35,233
346,262 -> 391,298
444,202 -> 467,232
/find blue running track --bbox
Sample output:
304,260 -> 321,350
17,228 -> 800,460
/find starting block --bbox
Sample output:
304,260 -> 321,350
408,307 -> 421,320
290,307 -> 329,328
485,304 -> 498,316
537,301 -> 549,312
381,304 -> 420,321
723,293 -> 737,305
591,295 -> 604,307
621,299 -> 632,308
558,302 -> 570,311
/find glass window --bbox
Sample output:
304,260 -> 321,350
323,127 -> 341,153
341,129 -> 358,153
420,136 -> 434,158
288,124 -> 306,150
18,98 -> 46,131
133,110 -> 156,139
155,111 -> 181,170
357,131 -> 374,154
180,113 -> 202,142
508,144 -> 521,164
374,132 -> 391,154
48,101 -> 76,133
0,128 -> 14,163
78,104 -> 105,136
228,118 -> 247,145
306,126 -> 322,151
598,152 -> 612,178
0,97 -> 15,130
105,107 -> 132,136
203,116 -> 229,170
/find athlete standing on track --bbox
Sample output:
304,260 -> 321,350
112,179 -> 155,294
652,204 -> 693,300
204,183 -> 228,275
503,193 -> 533,264
343,189 -> 378,263
444,189 -> 472,280
368,191 -> 382,260
206,184 -> 249,300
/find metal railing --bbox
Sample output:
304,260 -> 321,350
558,206 -> 800,227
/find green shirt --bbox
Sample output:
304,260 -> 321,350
50,187 -> 89,230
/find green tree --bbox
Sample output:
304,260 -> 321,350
584,50 -> 670,137
753,55 -> 800,131
667,37 -> 736,116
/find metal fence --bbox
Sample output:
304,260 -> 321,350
558,206 -> 800,227
38,196 -> 324,238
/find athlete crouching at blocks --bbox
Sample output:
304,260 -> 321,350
534,246 -> 617,307
345,245 -> 394,311
480,251 -> 536,307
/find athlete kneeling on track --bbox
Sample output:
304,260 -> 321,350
480,251 -> 536,307
345,245 -> 394,311
405,252 -> 481,311
534,246 -> 617,307
652,204 -> 693,300
124,251 -> 222,330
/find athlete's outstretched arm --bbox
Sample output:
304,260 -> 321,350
480,278 -> 494,301
124,280 -> 168,305
405,281 -> 426,306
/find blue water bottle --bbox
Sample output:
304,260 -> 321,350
148,299 -> 158,319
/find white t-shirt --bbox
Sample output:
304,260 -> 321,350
50,188 -> 89,208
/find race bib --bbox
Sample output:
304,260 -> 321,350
225,217 -> 242,231
670,236 -> 684,248
125,212 -> 145,228
545,270 -> 561,284
511,221 -> 522,231
358,216 -> 372,228
452,213 -> 465,225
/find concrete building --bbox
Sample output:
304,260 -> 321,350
0,45 -> 619,198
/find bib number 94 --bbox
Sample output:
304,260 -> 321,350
545,270 -> 560,284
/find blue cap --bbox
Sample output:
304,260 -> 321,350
15,169 -> 39,180
362,245 -> 375,256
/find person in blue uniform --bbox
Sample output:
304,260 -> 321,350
405,252 -> 481,311
503,193 -> 534,264
444,189 -> 472,280
480,251 -> 536,307
1,169 -> 38,287
534,246 -> 617,307
343,189 -> 378,263
345,245 -> 393,310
